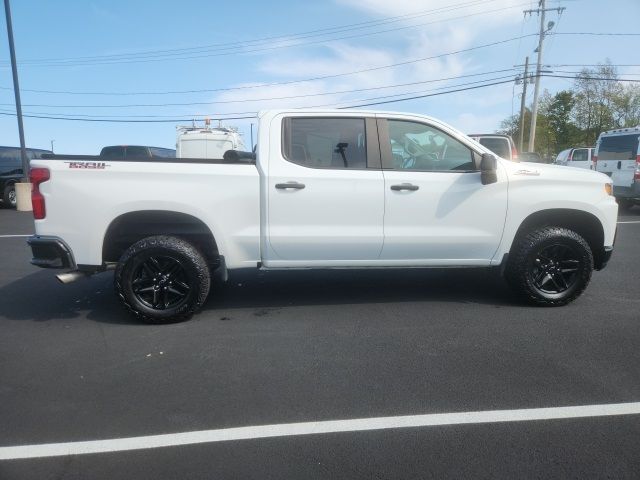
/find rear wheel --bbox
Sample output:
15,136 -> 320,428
2,183 -> 16,208
114,235 -> 211,324
505,227 -> 593,306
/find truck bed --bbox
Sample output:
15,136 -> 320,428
30,155 -> 261,269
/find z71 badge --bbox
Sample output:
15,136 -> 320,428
65,161 -> 110,169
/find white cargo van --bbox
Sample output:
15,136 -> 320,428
594,127 -> 640,209
176,122 -> 245,159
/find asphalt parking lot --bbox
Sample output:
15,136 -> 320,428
1,208 -> 640,479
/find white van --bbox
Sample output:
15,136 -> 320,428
554,147 -> 594,170
594,127 -> 640,209
176,122 -> 245,159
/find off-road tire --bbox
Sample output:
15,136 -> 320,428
114,235 -> 210,324
2,183 -> 16,208
505,226 -> 593,306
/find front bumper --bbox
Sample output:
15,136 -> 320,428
27,235 -> 76,269
596,245 -> 614,271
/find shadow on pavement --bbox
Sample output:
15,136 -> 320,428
0,267 -> 519,325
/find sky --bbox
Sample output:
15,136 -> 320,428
0,0 -> 638,154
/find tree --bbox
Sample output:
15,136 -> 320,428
542,90 -> 580,151
612,84 -> 640,128
572,61 -> 623,145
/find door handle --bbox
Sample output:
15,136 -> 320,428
275,181 -> 305,190
390,183 -> 419,191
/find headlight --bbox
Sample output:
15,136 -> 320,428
605,183 -> 613,196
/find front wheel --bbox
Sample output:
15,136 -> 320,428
505,227 -> 593,306
114,235 -> 211,324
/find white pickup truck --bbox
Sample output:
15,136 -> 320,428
27,109 -> 617,323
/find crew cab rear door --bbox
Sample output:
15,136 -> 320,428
377,116 -> 508,265
262,114 -> 384,266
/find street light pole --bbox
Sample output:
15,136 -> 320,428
3,0 -> 28,180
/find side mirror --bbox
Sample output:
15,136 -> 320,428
480,153 -> 497,185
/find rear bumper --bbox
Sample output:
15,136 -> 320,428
613,181 -> 640,200
27,235 -> 76,269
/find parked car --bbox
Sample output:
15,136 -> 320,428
100,145 -> 176,160
0,146 -> 52,208
554,147 -> 594,170
519,152 -> 543,163
28,109 -> 616,323
594,127 -> 640,210
468,134 -> 518,161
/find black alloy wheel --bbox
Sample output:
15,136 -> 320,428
131,256 -> 191,310
115,235 -> 211,323
529,244 -> 581,295
505,226 -> 593,306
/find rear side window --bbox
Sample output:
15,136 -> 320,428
571,149 -> 589,161
149,147 -> 176,158
100,147 -> 124,159
0,147 -> 21,166
125,146 -> 150,158
282,117 -> 367,169
598,135 -> 639,160
478,137 -> 510,159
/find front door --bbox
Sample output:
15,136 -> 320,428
378,117 -> 508,265
264,115 -> 384,266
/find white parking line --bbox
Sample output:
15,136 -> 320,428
1,402 -> 639,460
617,221 -> 640,224
0,234 -> 31,238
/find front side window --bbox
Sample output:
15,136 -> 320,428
387,120 -> 475,171
283,117 -> 367,169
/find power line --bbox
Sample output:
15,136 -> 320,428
2,0 -> 516,67
5,0 -> 495,64
0,68 -> 520,108
0,111 -> 257,123
2,74 -> 637,123
0,33 -> 538,106
2,4 -> 531,68
338,79 -> 518,108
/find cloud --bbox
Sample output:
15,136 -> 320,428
210,0 -> 527,129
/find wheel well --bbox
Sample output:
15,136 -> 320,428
103,211 -> 219,264
512,209 -> 605,267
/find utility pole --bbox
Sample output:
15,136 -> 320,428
3,0 -> 27,180
525,0 -> 565,152
518,56 -> 529,153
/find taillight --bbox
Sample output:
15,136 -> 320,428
30,167 -> 50,219
511,145 -> 518,160
635,155 -> 640,181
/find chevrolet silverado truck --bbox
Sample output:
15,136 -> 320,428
27,109 -> 617,323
